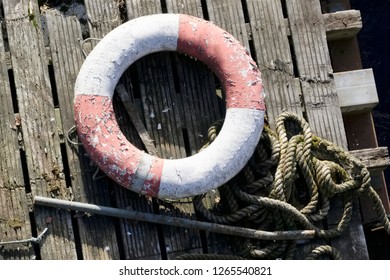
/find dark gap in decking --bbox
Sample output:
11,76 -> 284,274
0,4 -> 9,52
160,0 -> 168,13
248,38 -> 258,65
193,205 -> 210,254
60,144 -> 72,188
108,183 -> 126,260
181,128 -> 192,157
111,216 -> 126,259
7,69 -> 19,113
241,0 -> 250,23
152,199 -> 168,259
200,0 -> 210,20
29,211 -> 41,260
48,64 -> 59,108
170,53 -> 181,95
20,149 -> 31,193
129,64 -> 141,99
288,37 -> 300,78
60,141 -> 82,259
281,0 -> 288,19
198,230 -> 209,254
70,211 -> 84,259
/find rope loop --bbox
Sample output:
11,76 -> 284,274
193,112 -> 390,259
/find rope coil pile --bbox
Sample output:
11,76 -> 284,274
191,112 -> 390,259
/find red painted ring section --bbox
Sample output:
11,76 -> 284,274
74,95 -> 164,195
177,14 -> 265,110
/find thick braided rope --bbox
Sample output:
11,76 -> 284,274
193,112 -> 390,259
305,245 -> 342,260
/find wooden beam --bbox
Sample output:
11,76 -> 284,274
285,9 -> 362,40
350,147 -> 390,173
334,69 -> 379,114
323,10 -> 362,41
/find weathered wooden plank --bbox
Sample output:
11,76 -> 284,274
3,0 -> 76,259
334,69 -> 379,114
45,11 -> 122,259
205,0 -> 251,53
85,0 -> 121,38
246,0 -> 303,129
285,0 -> 368,260
165,0 -> 203,17
350,147 -> 390,173
126,0 -> 162,18
323,9 -> 362,41
0,26 -> 33,260
285,10 -> 362,40
286,0 -> 347,149
136,53 -> 187,159
173,54 -> 224,154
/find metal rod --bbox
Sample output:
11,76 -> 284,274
34,196 -> 316,241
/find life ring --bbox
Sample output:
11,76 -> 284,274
74,14 -> 265,199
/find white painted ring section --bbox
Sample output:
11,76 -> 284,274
74,14 -> 179,98
158,108 -> 264,199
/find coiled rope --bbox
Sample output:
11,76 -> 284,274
190,112 -> 390,259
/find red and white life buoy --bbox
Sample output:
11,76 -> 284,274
74,14 -> 265,199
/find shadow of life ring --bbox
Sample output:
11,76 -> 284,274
74,14 -> 265,199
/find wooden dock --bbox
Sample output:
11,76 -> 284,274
0,0 -> 389,260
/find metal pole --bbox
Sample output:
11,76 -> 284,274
34,196 -> 316,241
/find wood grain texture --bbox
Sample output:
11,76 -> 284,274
3,0 -> 76,259
0,23 -> 33,260
286,0 -> 348,149
246,0 -> 303,129
205,0 -> 251,53
46,11 -> 121,260
285,0 -> 368,259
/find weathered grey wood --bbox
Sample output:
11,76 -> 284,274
350,147 -> 390,173
285,10 -> 362,40
165,0 -> 203,17
174,54 -> 224,154
85,0 -> 121,38
3,0 -> 76,259
0,25 -> 33,260
45,11 -> 121,260
286,0 -> 348,149
285,0 -> 368,260
205,0 -> 251,53
246,0 -> 303,129
126,0 -> 162,19
136,54 -> 187,159
323,9 -> 362,41
116,85 -> 160,157
334,69 -> 379,114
